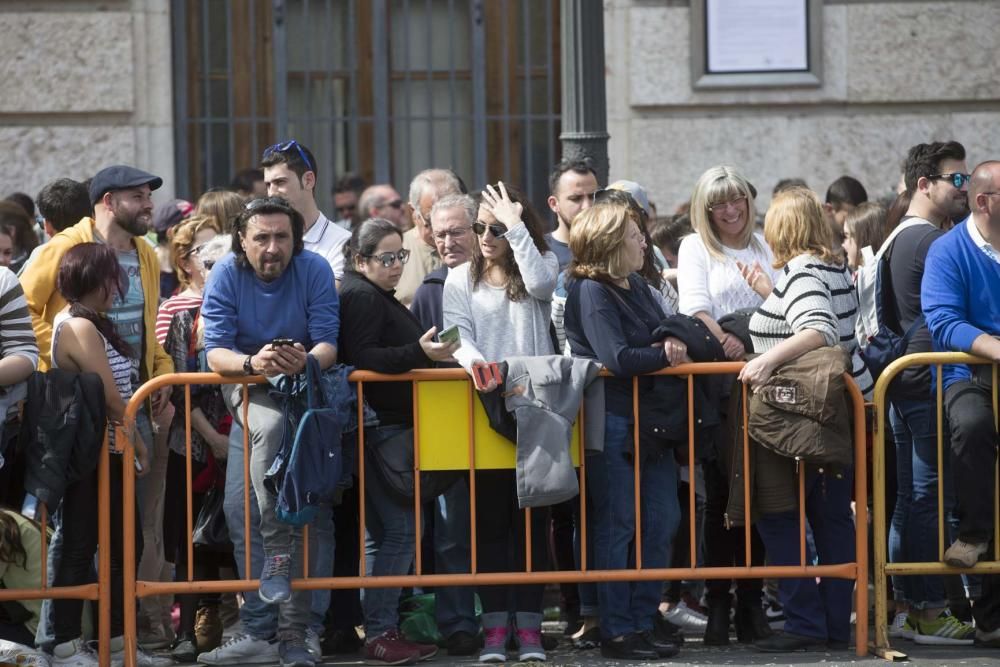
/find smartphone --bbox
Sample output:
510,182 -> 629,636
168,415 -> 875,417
437,324 -> 461,346
271,337 -> 296,348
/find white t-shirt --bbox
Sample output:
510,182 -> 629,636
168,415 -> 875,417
677,231 -> 778,320
304,211 -> 351,281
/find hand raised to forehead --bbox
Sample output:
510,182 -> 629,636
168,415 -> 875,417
481,181 -> 524,230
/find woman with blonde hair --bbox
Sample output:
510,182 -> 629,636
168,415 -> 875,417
676,165 -> 777,644
563,200 -> 687,661
196,190 -> 245,233
737,187 -> 871,652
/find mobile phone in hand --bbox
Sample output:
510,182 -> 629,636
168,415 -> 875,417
437,324 -> 461,346
271,338 -> 295,349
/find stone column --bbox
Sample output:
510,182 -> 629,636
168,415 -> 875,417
560,0 -> 610,185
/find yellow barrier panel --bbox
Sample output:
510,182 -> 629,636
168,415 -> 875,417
872,351 -> 999,659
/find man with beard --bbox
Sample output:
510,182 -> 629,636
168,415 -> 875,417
22,165 -> 174,392
545,158 -> 599,271
881,141 -> 976,644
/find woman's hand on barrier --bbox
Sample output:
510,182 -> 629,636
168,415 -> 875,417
738,354 -> 774,389
419,327 -> 459,363
481,181 -> 524,231
653,336 -> 689,367
720,333 -> 746,361
736,260 -> 773,299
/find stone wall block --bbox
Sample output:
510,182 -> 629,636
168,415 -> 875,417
0,12 -> 135,113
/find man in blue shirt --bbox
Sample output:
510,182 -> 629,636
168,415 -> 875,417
203,197 -> 339,667
922,160 -> 1000,644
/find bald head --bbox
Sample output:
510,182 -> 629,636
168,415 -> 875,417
969,161 -> 1000,200
408,168 -> 463,246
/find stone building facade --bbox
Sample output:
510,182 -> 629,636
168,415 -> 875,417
1,0 -> 998,212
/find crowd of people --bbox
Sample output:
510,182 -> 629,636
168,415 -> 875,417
0,137 -> 998,667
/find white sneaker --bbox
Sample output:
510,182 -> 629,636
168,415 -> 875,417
663,601 -> 708,632
51,639 -> 99,667
197,633 -> 281,665
888,612 -> 916,640
111,647 -> 174,667
306,627 -> 322,660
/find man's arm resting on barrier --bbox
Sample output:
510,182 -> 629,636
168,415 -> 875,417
208,341 -> 338,377
970,334 -> 1000,364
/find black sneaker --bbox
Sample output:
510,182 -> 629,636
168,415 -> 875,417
638,630 -> 680,658
651,612 -> 685,646
572,626 -> 601,650
445,631 -> 480,656
321,627 -> 363,655
754,631 -> 824,652
600,633 -> 656,660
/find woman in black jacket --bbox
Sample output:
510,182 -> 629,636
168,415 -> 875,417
337,218 -> 458,666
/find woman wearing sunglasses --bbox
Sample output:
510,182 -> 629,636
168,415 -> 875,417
337,218 -> 458,666
676,165 -> 778,645
442,181 -> 558,663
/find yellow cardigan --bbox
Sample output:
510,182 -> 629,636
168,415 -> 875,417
20,217 -> 174,381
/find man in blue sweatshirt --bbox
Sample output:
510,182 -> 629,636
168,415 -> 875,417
922,160 -> 1000,644
202,197 -> 339,667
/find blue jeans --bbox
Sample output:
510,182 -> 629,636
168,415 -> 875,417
363,426 -> 417,637
224,424 -> 335,638
755,468 -> 855,643
888,398 -> 955,608
431,478 -> 477,638
587,413 -> 680,639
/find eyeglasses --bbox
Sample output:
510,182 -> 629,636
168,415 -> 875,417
433,226 -> 472,241
262,140 -> 315,172
929,173 -> 970,189
472,221 -> 507,238
363,249 -> 411,267
382,199 -> 404,210
708,195 -> 747,214
336,204 -> 357,215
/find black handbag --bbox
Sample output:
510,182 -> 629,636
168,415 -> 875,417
364,426 -> 461,504
192,485 -> 232,552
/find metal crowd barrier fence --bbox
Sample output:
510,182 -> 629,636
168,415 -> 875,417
0,430 -> 114,667
114,362 -> 868,666
872,352 -> 999,659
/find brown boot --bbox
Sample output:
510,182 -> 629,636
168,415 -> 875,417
195,605 -> 224,652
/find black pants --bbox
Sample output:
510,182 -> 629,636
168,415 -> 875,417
52,454 -> 143,644
549,499 -> 580,614
326,483 -> 364,631
944,371 -> 998,544
703,458 -> 765,605
475,470 -> 548,613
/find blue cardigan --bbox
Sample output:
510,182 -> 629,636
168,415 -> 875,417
921,219 -> 1000,390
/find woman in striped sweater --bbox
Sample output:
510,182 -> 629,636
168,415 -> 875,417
738,187 -> 871,653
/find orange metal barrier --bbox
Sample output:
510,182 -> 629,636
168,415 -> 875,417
0,430 -> 114,667
115,362 -> 869,666
872,352 -> 998,658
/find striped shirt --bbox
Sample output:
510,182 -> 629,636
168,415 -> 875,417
156,293 -> 203,345
0,267 -> 39,370
749,254 -> 873,399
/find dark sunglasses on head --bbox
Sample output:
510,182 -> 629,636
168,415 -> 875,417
929,172 -> 970,189
262,140 -> 315,172
363,249 -> 411,267
472,221 -> 507,238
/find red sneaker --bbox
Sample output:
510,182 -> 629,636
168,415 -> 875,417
365,629 -> 422,665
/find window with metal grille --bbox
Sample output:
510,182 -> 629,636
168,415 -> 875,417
172,0 -> 561,215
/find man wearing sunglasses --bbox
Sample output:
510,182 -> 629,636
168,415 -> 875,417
261,139 -> 351,287
878,140 -> 976,645
395,168 -> 464,306
358,184 -> 408,231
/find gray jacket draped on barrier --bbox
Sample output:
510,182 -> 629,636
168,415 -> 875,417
503,355 -> 603,508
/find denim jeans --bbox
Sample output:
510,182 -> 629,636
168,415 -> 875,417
888,397 -> 954,608
363,426 -> 417,637
431,478 -> 477,638
225,424 -> 335,638
755,467 -> 855,644
587,412 -> 680,639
